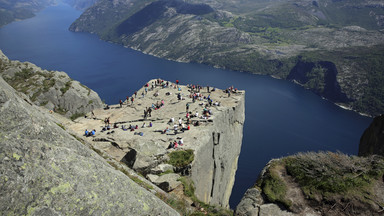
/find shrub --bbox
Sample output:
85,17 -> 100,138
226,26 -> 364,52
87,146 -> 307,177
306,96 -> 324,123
168,149 -> 194,168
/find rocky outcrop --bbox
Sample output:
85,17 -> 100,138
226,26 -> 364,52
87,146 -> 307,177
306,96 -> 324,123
0,50 -> 103,118
359,114 -> 384,156
236,152 -> 384,216
65,79 -> 245,208
0,76 -> 179,215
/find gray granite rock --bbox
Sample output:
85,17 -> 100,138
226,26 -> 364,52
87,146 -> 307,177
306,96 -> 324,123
0,76 -> 179,215
0,50 -> 103,118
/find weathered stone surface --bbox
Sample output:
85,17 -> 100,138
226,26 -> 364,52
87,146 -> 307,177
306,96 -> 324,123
0,76 -> 179,215
149,173 -> 182,192
235,188 -> 263,216
151,164 -> 174,174
65,79 -> 245,208
0,50 -> 103,118
359,114 -> 384,156
259,204 -> 295,216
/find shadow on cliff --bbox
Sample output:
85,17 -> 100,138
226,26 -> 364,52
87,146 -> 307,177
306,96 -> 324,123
115,0 -> 214,36
287,58 -> 349,103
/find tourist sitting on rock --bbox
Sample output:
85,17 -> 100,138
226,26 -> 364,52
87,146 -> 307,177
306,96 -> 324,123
84,129 -> 89,136
195,112 -> 199,118
162,127 -> 170,134
142,122 -> 146,128
91,129 -> 96,136
167,142 -> 174,149
104,104 -> 110,110
178,118 -> 182,126
122,125 -> 128,131
114,123 -> 118,128
173,141 -> 178,149
149,122 -> 153,127
178,138 -> 183,146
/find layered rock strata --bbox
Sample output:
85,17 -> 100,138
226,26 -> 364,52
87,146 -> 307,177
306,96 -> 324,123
65,79 -> 245,208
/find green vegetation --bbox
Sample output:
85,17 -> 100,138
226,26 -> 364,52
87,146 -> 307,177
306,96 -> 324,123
60,81 -> 72,95
55,107 -> 67,115
167,149 -> 194,168
56,123 -> 65,130
158,169 -> 174,176
70,112 -> 85,121
285,152 -> 384,199
176,176 -> 233,216
257,152 -> 384,210
256,160 -> 292,208
155,192 -> 189,215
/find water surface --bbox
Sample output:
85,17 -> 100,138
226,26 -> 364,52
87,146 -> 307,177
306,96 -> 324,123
0,3 -> 372,208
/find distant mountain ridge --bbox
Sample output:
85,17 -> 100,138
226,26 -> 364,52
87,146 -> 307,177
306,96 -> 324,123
69,0 -> 384,116
0,0 -> 56,27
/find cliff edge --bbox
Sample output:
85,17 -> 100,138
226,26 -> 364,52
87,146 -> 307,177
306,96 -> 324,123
65,79 -> 245,209
235,152 -> 384,216
0,76 -> 179,215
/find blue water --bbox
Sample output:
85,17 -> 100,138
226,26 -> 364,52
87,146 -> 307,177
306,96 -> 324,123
0,3 -> 372,208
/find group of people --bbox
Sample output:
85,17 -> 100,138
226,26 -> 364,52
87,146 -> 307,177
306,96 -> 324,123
84,129 -> 96,137
167,138 -> 184,149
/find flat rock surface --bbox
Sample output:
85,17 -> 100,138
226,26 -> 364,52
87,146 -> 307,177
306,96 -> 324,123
65,79 -> 244,171
0,76 -> 179,215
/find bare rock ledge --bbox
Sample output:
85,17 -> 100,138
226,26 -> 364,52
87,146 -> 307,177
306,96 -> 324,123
66,79 -> 245,208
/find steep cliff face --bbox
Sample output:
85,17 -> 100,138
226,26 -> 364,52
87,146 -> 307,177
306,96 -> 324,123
0,50 -> 103,118
287,60 -> 349,103
0,76 -> 179,215
191,94 -> 245,208
359,114 -> 384,156
64,79 -> 245,209
235,152 -> 384,216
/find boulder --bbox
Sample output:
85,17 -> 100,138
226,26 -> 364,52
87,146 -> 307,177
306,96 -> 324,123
149,173 -> 182,192
0,50 -> 103,118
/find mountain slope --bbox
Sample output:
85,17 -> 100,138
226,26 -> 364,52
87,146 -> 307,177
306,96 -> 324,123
0,0 -> 56,27
0,74 -> 179,215
70,0 -> 384,116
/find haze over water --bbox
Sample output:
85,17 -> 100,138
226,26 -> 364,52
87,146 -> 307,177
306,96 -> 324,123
0,2 -> 372,208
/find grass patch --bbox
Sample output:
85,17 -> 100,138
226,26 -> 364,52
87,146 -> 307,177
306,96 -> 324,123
256,160 -> 291,208
70,112 -> 85,121
55,107 -> 67,115
155,192 -> 189,215
158,169 -> 174,176
56,123 -> 65,130
167,149 -> 194,168
284,152 -> 384,201
60,81 -> 72,95
107,161 -> 154,190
